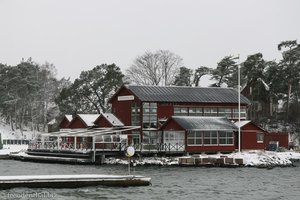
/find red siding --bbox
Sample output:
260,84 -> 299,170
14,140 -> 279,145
162,119 -> 184,131
111,87 -> 141,126
157,103 -> 174,120
59,117 -> 71,129
265,132 -> 289,149
240,122 -> 265,150
94,116 -> 113,128
68,117 -> 87,129
186,145 -> 235,153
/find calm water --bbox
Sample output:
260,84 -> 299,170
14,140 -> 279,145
0,160 -> 300,200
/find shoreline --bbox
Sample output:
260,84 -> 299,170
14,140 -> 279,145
2,146 -> 300,168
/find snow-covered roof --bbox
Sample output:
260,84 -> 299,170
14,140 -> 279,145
171,116 -> 238,131
65,115 -> 73,122
234,120 -> 251,128
47,119 -> 56,125
77,114 -> 100,127
101,113 -> 124,127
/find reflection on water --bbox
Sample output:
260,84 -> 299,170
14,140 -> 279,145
0,160 -> 300,200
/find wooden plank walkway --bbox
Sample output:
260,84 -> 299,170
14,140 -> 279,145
0,174 -> 151,189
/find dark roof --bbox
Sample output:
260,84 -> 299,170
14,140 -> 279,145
172,116 -> 238,131
126,85 -> 250,104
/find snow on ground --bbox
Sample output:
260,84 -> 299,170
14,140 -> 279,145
0,145 -> 28,155
104,150 -> 300,167
0,120 -> 38,140
105,157 -> 179,166
228,150 -> 300,167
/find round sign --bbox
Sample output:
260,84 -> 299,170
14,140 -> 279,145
125,146 -> 135,157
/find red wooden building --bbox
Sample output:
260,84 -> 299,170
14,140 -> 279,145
59,115 -> 73,129
160,116 -> 237,153
55,85 -> 288,154
109,85 -> 251,152
234,120 -> 267,150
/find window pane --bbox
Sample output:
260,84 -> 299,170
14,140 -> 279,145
204,139 -> 210,144
196,131 -> 202,137
196,139 -> 202,144
188,139 -> 194,144
211,131 -> 218,137
219,139 -> 226,144
219,131 -> 226,137
203,132 -> 210,137
211,139 -> 218,144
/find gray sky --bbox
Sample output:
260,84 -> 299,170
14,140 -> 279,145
0,0 -> 299,81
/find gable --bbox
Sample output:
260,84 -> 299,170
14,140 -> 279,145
68,117 -> 88,128
59,117 -> 71,129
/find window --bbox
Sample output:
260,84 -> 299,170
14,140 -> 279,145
189,107 -> 203,116
131,103 -> 140,126
174,107 -> 188,116
219,131 -> 234,145
218,108 -> 232,118
187,131 -> 202,145
204,108 -> 218,116
143,131 -> 161,144
131,131 -> 140,145
203,131 -> 218,145
233,107 -> 247,119
164,131 -> 185,145
257,133 -> 264,143
143,103 -> 157,129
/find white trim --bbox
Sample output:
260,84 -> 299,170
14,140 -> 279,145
118,95 -> 134,101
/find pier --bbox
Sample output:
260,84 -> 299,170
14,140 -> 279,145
0,174 -> 151,189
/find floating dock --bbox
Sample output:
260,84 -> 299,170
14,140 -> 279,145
9,152 -> 93,164
0,174 -> 151,189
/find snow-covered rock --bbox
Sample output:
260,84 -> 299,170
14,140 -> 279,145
104,151 -> 300,168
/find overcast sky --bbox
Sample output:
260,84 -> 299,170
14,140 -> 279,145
0,0 -> 299,81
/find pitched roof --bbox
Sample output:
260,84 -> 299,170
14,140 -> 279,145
172,116 -> 238,131
100,113 -> 124,127
65,115 -> 73,122
234,120 -> 266,132
234,120 -> 251,128
126,85 -> 250,104
77,114 -> 100,127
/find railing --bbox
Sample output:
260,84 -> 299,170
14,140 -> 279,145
3,139 -> 29,145
29,141 -> 185,153
28,141 -> 93,151
94,142 -> 127,151
141,143 -> 185,152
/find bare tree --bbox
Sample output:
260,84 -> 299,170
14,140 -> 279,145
126,50 -> 183,86
158,50 -> 182,86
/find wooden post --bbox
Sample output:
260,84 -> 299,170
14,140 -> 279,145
57,136 -> 61,150
74,136 -> 77,150
92,136 -> 96,163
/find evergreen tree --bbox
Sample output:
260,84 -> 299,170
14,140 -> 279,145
56,63 -> 125,114
174,67 -> 193,86
211,56 -> 238,87
193,66 -> 211,87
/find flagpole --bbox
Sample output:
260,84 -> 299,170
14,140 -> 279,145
238,56 -> 241,153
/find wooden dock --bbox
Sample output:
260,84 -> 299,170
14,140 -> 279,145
0,174 -> 151,189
